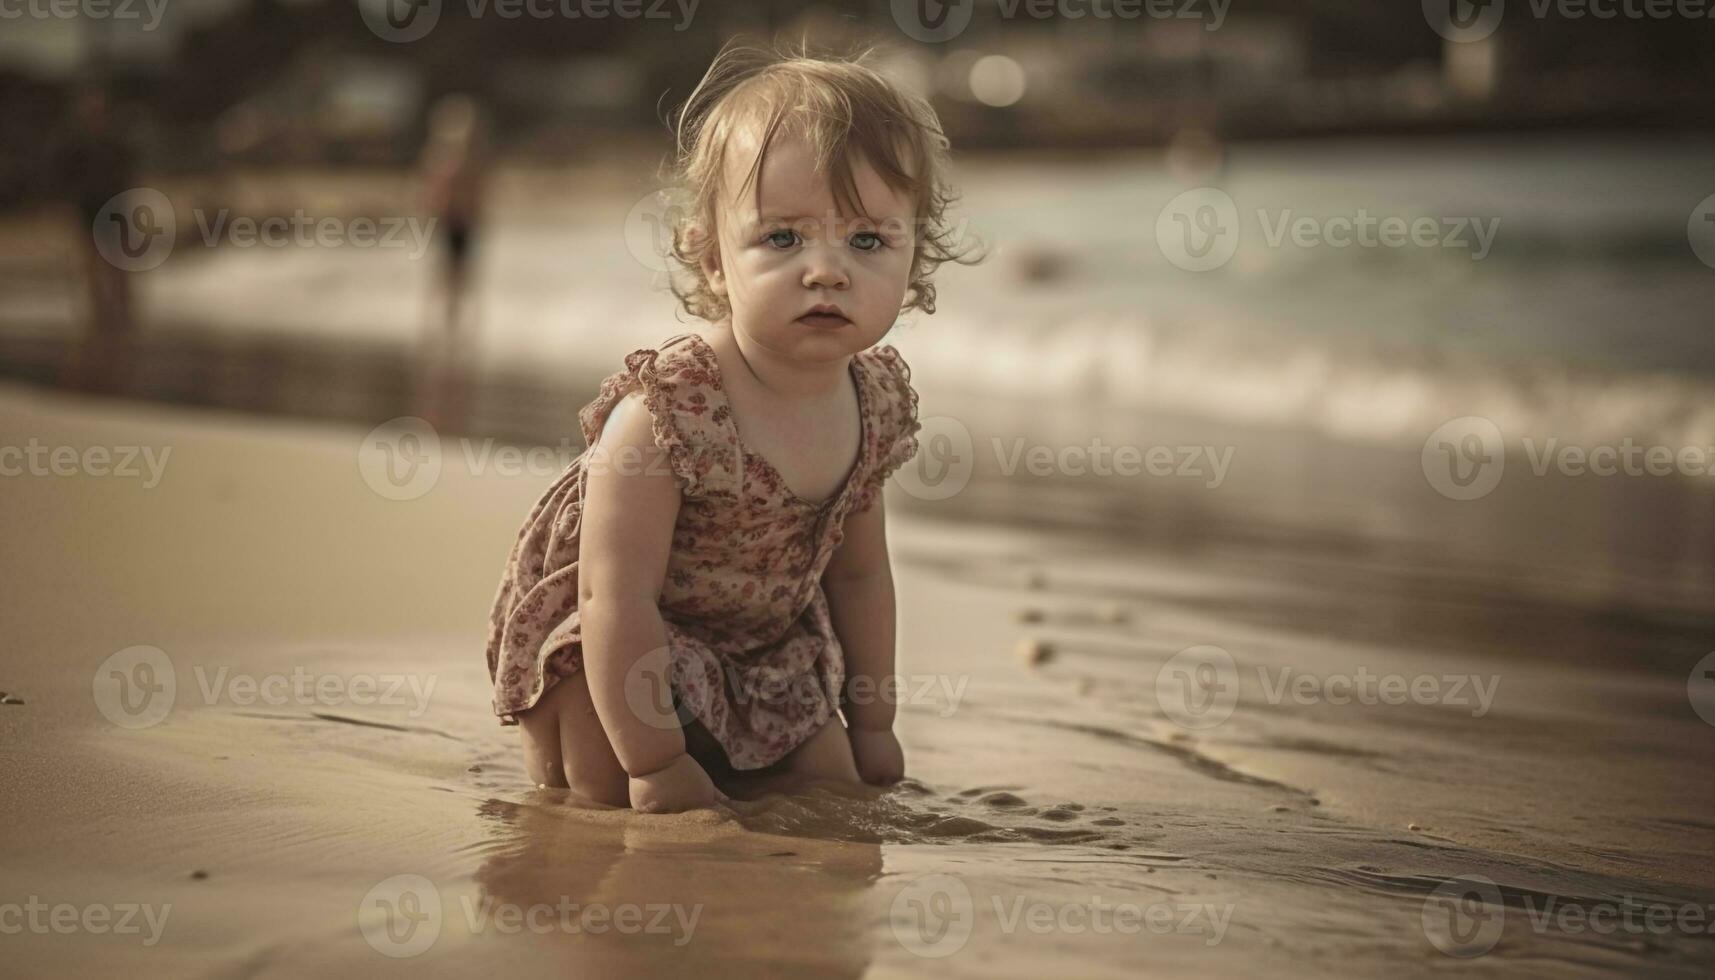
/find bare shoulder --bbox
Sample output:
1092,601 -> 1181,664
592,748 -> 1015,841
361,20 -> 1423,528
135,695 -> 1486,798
596,389 -> 648,446
588,390 -> 677,494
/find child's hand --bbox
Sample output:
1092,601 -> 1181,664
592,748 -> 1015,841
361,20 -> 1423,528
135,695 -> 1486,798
848,727 -> 905,786
628,753 -> 726,813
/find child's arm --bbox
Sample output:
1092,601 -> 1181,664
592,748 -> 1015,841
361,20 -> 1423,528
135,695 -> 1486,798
823,500 -> 906,785
579,392 -> 722,812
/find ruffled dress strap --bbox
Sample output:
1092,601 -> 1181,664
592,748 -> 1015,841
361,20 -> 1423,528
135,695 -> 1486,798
576,333 -> 742,501
851,344 -> 922,513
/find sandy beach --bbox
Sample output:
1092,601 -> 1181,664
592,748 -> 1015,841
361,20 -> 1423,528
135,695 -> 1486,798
4,367 -> 1714,978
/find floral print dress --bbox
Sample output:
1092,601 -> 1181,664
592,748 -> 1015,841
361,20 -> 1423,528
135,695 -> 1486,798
484,332 -> 921,770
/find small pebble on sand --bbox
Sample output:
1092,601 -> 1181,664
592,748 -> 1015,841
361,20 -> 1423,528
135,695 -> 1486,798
1016,638 -> 1054,666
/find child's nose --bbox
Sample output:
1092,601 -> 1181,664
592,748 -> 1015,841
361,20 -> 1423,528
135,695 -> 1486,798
800,242 -> 850,290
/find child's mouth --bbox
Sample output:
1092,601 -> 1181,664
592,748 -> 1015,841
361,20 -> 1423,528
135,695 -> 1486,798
797,313 -> 850,328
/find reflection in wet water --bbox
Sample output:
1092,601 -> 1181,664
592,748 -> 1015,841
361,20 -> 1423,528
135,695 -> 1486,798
469,794 -> 881,977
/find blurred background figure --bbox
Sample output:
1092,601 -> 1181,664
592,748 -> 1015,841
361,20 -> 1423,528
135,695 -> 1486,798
51,87 -> 137,395
415,93 -> 489,432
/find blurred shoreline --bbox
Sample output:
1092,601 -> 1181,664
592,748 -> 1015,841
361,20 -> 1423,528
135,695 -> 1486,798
6,134 -> 1715,441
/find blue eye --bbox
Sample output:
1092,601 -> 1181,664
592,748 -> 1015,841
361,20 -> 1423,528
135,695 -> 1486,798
765,230 -> 798,248
851,231 -> 884,252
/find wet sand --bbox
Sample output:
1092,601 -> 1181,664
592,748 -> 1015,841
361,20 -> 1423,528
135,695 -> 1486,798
4,380 -> 1715,978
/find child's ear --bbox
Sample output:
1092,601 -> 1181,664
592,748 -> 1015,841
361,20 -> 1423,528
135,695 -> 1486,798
700,246 -> 727,299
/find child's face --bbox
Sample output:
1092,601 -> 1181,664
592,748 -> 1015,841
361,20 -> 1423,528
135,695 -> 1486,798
702,130 -> 916,363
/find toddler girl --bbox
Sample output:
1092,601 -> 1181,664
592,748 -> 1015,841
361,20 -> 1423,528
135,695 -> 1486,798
483,42 -> 971,813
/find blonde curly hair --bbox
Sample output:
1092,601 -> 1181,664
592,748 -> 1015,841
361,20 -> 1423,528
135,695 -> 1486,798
662,39 -> 980,324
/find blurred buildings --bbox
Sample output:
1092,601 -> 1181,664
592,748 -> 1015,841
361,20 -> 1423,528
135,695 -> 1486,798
3,0 -> 1711,202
